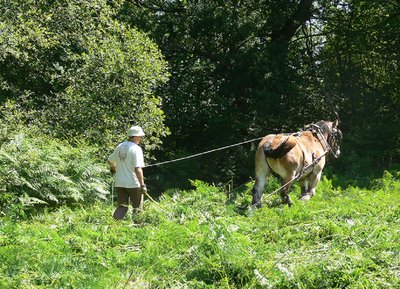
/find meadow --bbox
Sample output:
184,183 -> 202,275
2,1 -> 399,288
1,174 -> 399,288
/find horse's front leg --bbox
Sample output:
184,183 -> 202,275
301,171 -> 322,201
300,179 -> 308,198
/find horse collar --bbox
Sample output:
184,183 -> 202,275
306,124 -> 333,156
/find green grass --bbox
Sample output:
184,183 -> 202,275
1,176 -> 399,288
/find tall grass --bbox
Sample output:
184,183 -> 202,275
1,174 -> 399,288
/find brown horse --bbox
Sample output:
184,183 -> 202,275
251,119 -> 342,207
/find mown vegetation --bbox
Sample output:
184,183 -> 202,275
1,176 -> 399,288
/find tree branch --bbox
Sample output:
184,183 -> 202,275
125,0 -> 186,14
270,0 -> 313,42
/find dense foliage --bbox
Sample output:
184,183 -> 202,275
0,102 -> 111,218
0,0 -> 399,229
0,0 -> 169,150
119,0 -> 400,189
1,176 -> 399,288
1,1 -> 398,287
317,0 -> 400,177
1,0 -> 399,191
0,130 -> 110,219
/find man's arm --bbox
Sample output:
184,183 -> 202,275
134,167 -> 145,187
108,160 -> 116,175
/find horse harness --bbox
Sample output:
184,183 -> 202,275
304,123 -> 341,158
283,123 -> 339,182
251,120 -> 342,208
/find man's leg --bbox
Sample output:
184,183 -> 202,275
128,188 -> 143,213
113,187 -> 129,220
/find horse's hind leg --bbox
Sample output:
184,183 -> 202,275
280,175 -> 294,207
252,176 -> 266,208
251,151 -> 270,208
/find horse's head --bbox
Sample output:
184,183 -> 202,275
314,119 -> 342,158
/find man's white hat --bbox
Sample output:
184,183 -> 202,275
127,126 -> 145,137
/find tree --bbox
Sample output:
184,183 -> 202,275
316,0 -> 400,178
120,0 -> 400,188
118,0 -> 321,189
0,0 -> 169,152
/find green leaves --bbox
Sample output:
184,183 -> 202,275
317,0 -> 400,177
0,130 -> 110,217
0,0 -> 169,153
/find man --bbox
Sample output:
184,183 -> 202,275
108,125 -> 147,220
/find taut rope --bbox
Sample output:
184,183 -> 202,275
144,137 -> 264,168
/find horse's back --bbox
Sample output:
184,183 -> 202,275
255,134 -> 299,178
294,131 -> 326,162
259,134 -> 297,159
256,132 -> 323,178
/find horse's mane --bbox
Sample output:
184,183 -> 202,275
314,120 -> 331,136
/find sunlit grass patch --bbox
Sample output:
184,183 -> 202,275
1,175 -> 399,288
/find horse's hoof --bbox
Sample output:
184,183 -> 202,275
300,194 -> 312,201
282,198 -> 292,207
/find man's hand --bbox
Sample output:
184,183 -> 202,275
110,166 -> 116,175
140,185 -> 147,195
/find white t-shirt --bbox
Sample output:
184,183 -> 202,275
108,141 -> 145,188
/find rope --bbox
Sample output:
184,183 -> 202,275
139,124 -> 336,207
144,136 -> 264,168
143,190 -> 157,203
111,179 -> 115,207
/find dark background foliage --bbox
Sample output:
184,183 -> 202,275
118,0 -> 400,191
1,0 -> 399,197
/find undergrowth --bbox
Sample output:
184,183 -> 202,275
1,174 -> 399,288
0,132 -> 110,219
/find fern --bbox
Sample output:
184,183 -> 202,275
0,130 -> 110,216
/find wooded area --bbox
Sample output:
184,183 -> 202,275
1,0 -> 399,197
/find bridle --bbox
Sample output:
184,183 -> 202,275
305,123 -> 342,159
328,127 -> 342,158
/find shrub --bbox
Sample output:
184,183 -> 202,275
0,130 -> 110,218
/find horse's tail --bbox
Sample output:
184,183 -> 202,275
263,135 -> 296,159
